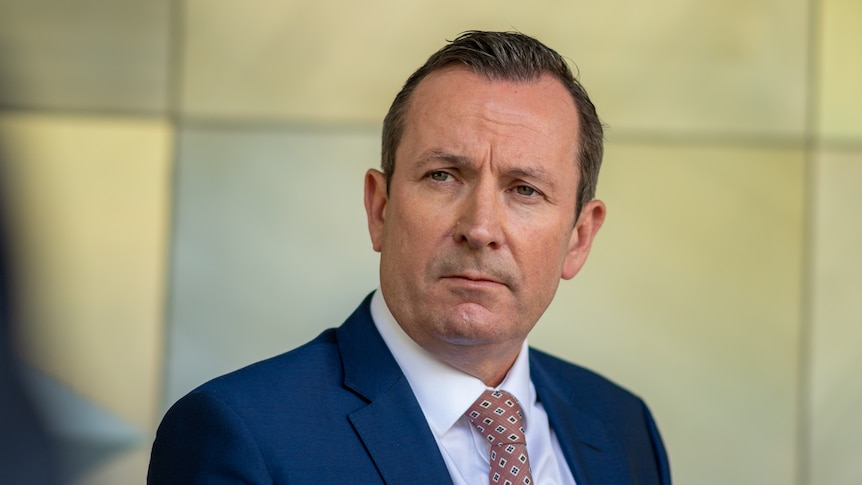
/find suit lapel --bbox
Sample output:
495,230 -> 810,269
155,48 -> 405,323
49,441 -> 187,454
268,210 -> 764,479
530,352 -> 633,485
336,295 -> 454,485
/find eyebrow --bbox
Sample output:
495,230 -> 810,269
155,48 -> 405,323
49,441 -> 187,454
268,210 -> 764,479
509,166 -> 555,189
415,149 -> 472,168
415,148 -> 556,188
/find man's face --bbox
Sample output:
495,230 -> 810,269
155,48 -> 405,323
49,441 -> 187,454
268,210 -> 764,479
365,66 -> 604,369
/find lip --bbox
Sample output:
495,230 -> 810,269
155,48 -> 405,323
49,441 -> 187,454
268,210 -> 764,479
442,272 -> 507,287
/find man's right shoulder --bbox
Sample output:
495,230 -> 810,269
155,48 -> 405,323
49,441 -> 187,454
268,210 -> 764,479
168,292 -> 380,412
148,323 -> 388,484
189,327 -> 343,403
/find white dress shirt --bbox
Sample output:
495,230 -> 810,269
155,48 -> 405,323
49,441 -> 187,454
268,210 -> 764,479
370,290 -> 577,485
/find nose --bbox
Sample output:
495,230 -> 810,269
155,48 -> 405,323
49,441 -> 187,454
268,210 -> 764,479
454,184 -> 504,250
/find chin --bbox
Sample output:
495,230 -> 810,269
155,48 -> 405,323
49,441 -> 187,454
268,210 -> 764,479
437,308 -> 513,344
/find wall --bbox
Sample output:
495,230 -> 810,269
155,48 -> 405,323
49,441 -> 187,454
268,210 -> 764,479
0,1 -> 859,483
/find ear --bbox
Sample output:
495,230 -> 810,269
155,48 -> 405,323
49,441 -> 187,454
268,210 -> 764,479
561,199 -> 606,280
364,169 -> 388,252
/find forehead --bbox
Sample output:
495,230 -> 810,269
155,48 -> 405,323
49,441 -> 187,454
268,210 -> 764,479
399,66 -> 581,167
409,66 -> 578,121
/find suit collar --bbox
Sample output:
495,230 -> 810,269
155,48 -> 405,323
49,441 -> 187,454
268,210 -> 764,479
530,350 -> 634,485
336,294 -> 635,485
337,293 -> 403,400
336,293 -> 454,485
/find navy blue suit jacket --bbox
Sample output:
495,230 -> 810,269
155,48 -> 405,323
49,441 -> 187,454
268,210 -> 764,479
148,294 -> 671,484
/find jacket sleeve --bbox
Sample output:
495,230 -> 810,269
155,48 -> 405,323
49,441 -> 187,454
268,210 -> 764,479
147,391 -> 273,484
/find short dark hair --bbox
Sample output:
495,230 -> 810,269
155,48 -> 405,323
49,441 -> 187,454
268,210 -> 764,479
381,30 -> 604,219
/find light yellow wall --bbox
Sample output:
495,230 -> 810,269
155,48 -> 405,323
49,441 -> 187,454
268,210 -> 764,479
1,0 -> 860,483
808,154 -> 862,485
0,113 -> 172,431
817,0 -> 862,140
807,0 -> 862,482
536,146 -> 805,483
181,0 -> 809,137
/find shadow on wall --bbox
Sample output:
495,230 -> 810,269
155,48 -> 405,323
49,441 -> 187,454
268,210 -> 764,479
0,152 -> 61,483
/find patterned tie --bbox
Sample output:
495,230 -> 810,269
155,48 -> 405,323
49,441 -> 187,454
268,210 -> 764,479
465,390 -> 534,485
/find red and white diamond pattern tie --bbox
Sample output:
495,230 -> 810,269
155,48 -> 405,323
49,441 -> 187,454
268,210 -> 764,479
466,390 -> 534,485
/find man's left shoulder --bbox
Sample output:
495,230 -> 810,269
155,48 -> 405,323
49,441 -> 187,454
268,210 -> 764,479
529,348 -> 671,483
528,347 -> 648,411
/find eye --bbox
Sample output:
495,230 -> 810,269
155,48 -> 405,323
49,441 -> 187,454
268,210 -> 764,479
515,185 -> 538,196
428,171 -> 451,182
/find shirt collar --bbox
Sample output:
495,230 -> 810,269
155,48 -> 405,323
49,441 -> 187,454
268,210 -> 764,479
370,289 -> 535,436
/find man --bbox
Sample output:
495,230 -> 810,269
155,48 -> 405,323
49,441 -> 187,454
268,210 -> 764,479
149,31 -> 671,484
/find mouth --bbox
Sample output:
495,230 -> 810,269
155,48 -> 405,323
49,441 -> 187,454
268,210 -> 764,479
442,272 -> 508,288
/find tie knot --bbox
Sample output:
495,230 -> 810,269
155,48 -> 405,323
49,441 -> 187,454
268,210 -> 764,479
465,390 -> 527,445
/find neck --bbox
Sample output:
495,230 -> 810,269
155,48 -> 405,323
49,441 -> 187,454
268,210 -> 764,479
419,338 -> 523,387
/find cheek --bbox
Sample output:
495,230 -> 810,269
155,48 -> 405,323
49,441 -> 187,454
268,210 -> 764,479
521,230 -> 571,279
385,203 -> 442,259
396,193 -> 451,233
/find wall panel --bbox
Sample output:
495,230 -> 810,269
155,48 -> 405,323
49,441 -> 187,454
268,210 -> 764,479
817,0 -> 862,141
181,0 -> 808,137
0,0 -> 171,113
532,143 -> 806,484
165,126 -> 381,405
809,152 -> 862,485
